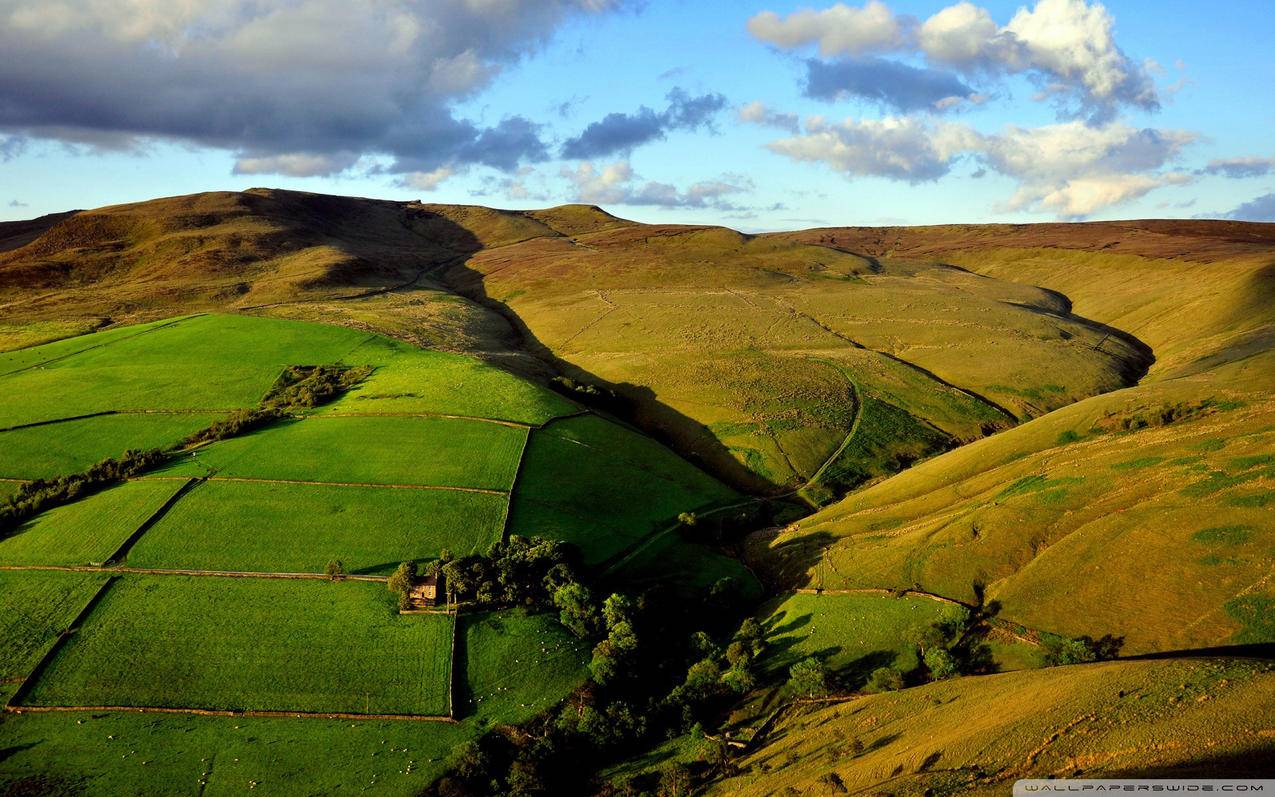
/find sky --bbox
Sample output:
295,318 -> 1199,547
1,0 -> 1273,230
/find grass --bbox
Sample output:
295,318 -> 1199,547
0,479 -> 189,566
508,415 -> 738,564
0,412 -> 222,479
326,340 -> 575,425
127,480 -> 506,574
0,571 -> 108,703
0,314 -> 374,427
0,319 -> 104,354
710,657 -> 1275,796
155,416 -> 527,490
757,593 -> 961,686
24,576 -> 453,716
460,609 -> 590,726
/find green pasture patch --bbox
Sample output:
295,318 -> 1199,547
507,415 -> 737,565
1190,438 -> 1226,452
1224,596 -> 1275,644
0,571 -> 108,703
23,576 -> 453,715
461,610 -> 589,726
325,346 -> 574,425
758,592 -> 961,687
1225,491 -> 1273,508
1191,525 -> 1253,546
0,319 -> 104,355
1110,456 -> 1163,471
1180,469 -> 1263,498
0,317 -> 182,377
0,412 -> 222,479
0,479 -> 189,566
155,416 -> 526,490
128,480 -> 506,574
996,474 -> 1083,500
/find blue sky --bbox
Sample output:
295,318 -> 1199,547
2,0 -> 1273,229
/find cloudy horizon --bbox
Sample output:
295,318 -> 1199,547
1,0 -> 1272,229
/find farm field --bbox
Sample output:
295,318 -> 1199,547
153,416 -> 527,490
0,571 -> 108,703
758,592 -> 963,683
22,576 -> 454,716
0,412 -> 222,479
0,479 -> 189,566
508,414 -> 739,564
127,480 -> 507,574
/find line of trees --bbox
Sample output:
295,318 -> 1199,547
0,448 -> 165,534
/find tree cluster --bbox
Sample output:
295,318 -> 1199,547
0,448 -> 165,534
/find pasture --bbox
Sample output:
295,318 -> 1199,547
0,412 -> 221,479
508,415 -> 738,564
0,479 -> 189,566
0,571 -> 108,703
758,592 -> 961,685
154,415 -> 527,490
127,480 -> 506,574
23,576 -> 454,716
461,610 -> 590,726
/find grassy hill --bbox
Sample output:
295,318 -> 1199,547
0,313 -> 747,795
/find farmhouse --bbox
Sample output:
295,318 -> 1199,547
408,573 -> 441,608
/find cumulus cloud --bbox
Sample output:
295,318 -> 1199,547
562,161 -> 751,209
401,166 -> 459,192
561,89 -> 727,159
738,101 -> 801,133
767,116 -> 977,182
804,57 -> 979,112
747,1 -> 910,57
0,0 -> 621,177
766,116 -> 1194,216
1223,193 -> 1275,222
749,0 -> 1159,120
1199,157 -> 1275,179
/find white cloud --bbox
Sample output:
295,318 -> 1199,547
738,101 -> 801,133
401,166 -> 459,191
749,0 -> 1159,119
232,151 -> 359,178
764,116 -> 1195,216
561,161 -> 752,208
747,1 -> 909,57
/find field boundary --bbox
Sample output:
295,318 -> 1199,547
139,475 -> 509,495
599,497 -> 765,577
3,703 -> 457,723
103,476 -> 204,565
0,564 -> 386,582
314,412 -> 532,429
6,575 -> 119,710
0,316 -> 196,379
500,426 -> 534,542
447,612 -> 460,719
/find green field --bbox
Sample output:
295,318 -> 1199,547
0,317 -> 181,377
0,314 -> 374,427
508,415 -> 738,564
0,412 -> 222,479
759,592 -> 963,684
24,576 -> 454,716
461,610 -> 590,726
0,571 -> 108,703
127,480 -> 506,574
328,338 -> 576,424
0,479 -> 190,566
155,416 -> 527,489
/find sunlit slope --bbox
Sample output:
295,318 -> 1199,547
439,220 -> 1149,493
710,657 -> 1275,796
750,223 -> 1275,653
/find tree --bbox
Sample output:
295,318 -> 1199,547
1044,634 -> 1123,666
866,665 -> 904,692
554,582 -> 601,639
325,559 -> 345,581
923,647 -> 959,680
387,561 -> 416,610
788,657 -> 829,698
657,762 -> 692,797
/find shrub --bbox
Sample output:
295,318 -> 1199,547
788,657 -> 829,698
866,665 -> 904,693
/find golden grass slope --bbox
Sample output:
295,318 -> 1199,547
751,221 -> 1275,653
710,657 -> 1275,796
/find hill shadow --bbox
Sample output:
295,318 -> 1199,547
427,223 -> 786,497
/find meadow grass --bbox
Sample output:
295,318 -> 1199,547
155,416 -> 527,490
0,413 -> 222,479
0,319 -> 104,354
0,317 -> 181,377
0,479 -> 189,566
24,576 -> 453,715
0,571 -> 108,703
507,415 -> 737,564
757,593 -> 960,686
127,480 -> 506,574
326,343 -> 575,424
461,609 -> 590,726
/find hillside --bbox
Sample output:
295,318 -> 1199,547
0,190 -> 1155,499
